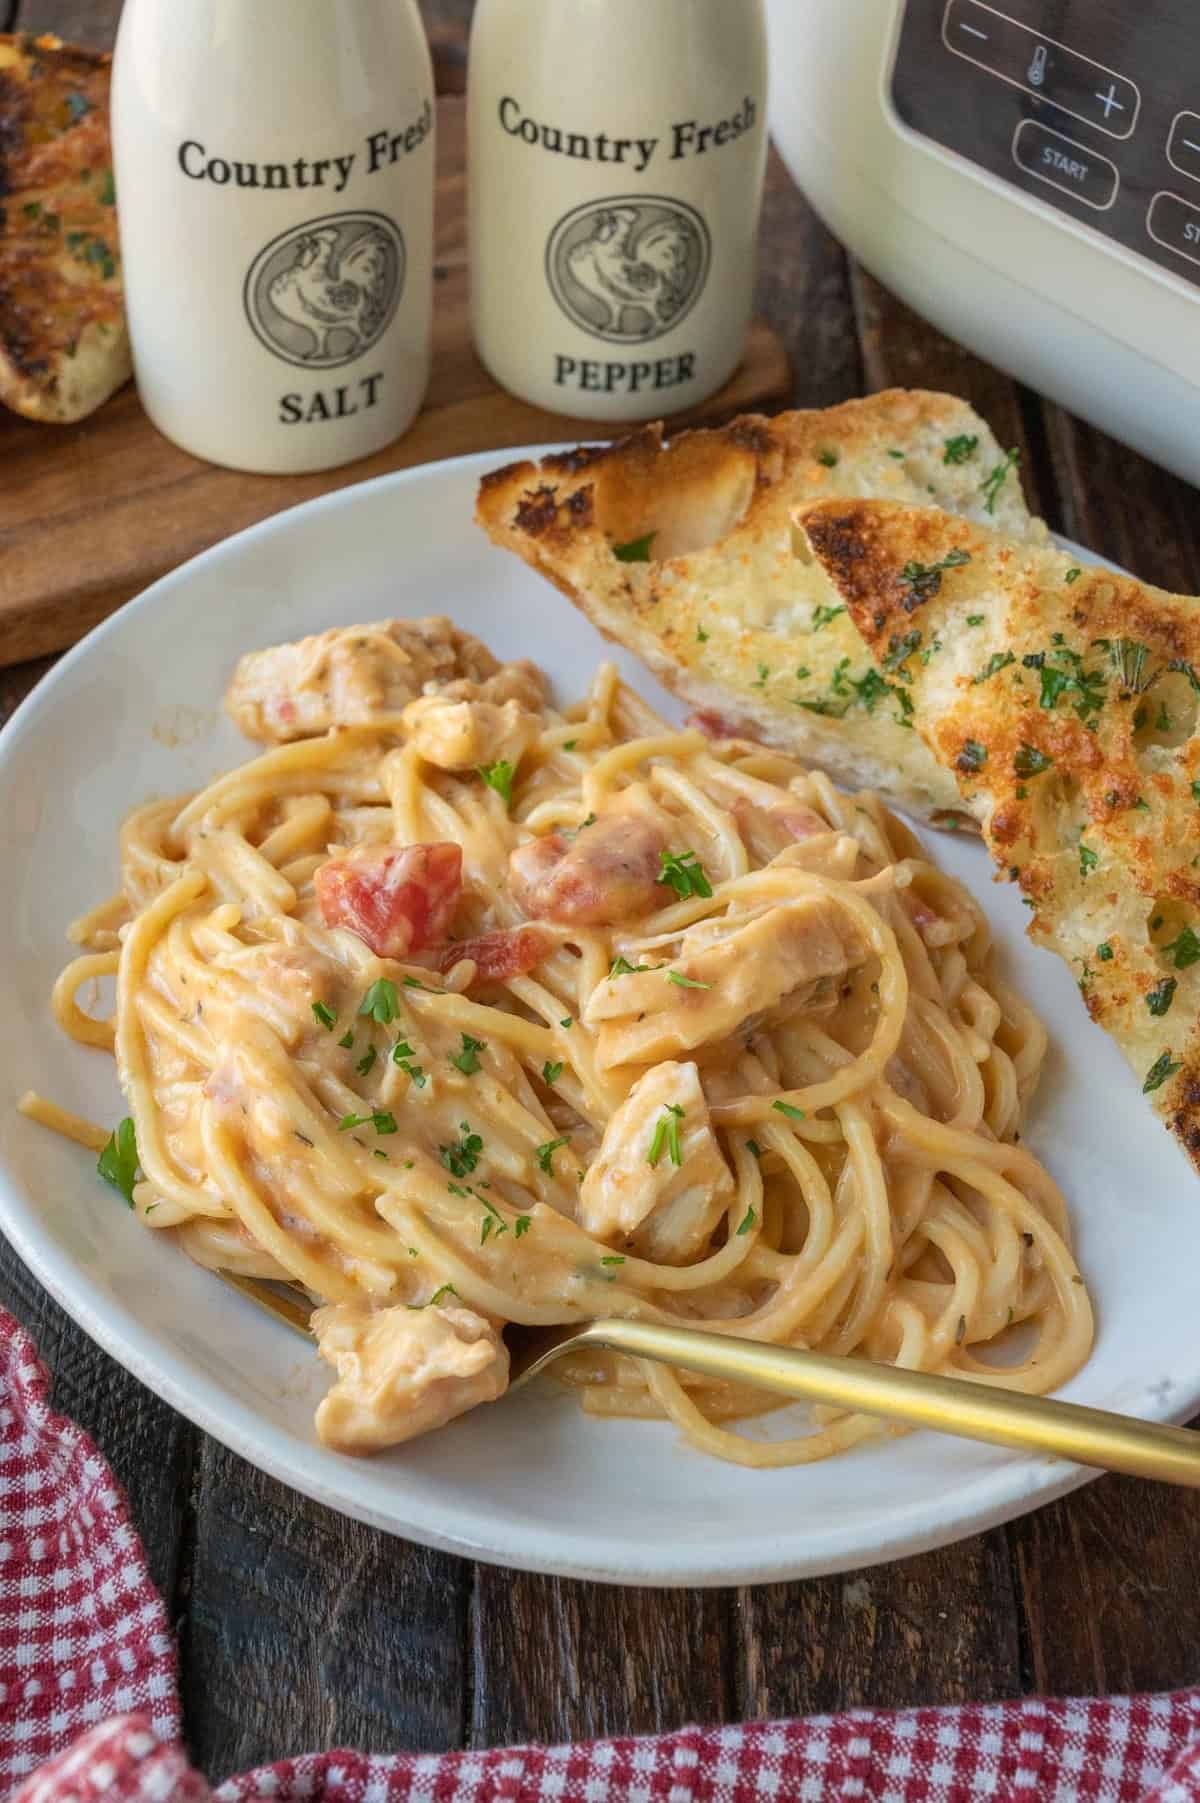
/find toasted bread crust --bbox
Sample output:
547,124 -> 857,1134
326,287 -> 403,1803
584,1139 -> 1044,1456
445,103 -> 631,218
0,32 -> 129,422
476,391 -> 1045,819
799,496 -> 1200,1173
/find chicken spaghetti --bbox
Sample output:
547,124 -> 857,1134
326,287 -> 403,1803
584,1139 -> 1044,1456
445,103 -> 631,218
25,616 -> 1094,1465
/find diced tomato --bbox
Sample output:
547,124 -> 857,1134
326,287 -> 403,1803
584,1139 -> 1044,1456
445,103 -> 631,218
777,806 -> 829,841
315,843 -> 462,958
685,710 -> 759,743
733,796 -> 829,856
434,926 -> 549,983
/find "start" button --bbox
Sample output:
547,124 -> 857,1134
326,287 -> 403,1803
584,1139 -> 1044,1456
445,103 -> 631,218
1011,119 -> 1119,212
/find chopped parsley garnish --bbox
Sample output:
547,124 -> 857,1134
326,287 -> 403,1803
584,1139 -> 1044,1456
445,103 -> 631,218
1013,743 -> 1052,778
887,448 -> 906,460
1064,567 -> 1081,584
560,1016 -> 573,1029
311,1000 -> 337,1031
1144,1051 -> 1182,1093
339,1030 -> 355,1049
359,979 -> 400,1025
408,1283 -> 459,1311
396,1054 -> 426,1088
848,667 -> 892,714
355,1044 -> 377,1077
647,1109 -> 684,1168
752,663 -> 770,689
811,603 -> 846,629
339,1109 -> 397,1135
1163,926 -> 1200,970
746,1139 -> 763,1160
99,169 -> 116,206
612,532 -> 656,562
772,1100 -> 805,1120
609,955 -> 646,978
957,739 -> 987,775
695,625 -> 709,643
97,1118 -> 140,1207
665,970 -> 711,989
373,1148 -> 389,1161
479,1195 -> 508,1245
65,90 -> 93,123
449,1032 -> 487,1076
1147,977 -> 1177,1017
658,849 -> 713,900
601,1254 -> 625,1266
563,739 -> 578,752
542,1059 -> 564,1086
440,1122 -> 484,1177
975,650 -> 1015,684
403,975 -> 435,991
981,446 -> 1019,513
478,760 -> 515,806
816,448 -> 839,468
514,1216 -> 532,1238
943,434 -> 978,464
535,1135 -> 569,1174
1097,942 -> 1114,961
1101,637 -> 1149,692
899,548 -> 971,605
966,614 -> 985,627
1078,833 -> 1098,877
882,629 -> 922,673
736,1206 -> 757,1236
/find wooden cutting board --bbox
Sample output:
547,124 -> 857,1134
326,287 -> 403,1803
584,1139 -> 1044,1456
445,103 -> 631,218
0,95 -> 789,669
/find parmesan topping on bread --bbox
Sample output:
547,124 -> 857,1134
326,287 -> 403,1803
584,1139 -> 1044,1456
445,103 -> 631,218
476,388 -> 1046,820
798,496 -> 1200,1173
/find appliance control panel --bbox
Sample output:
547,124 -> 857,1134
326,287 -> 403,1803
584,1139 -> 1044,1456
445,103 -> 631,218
891,0 -> 1200,292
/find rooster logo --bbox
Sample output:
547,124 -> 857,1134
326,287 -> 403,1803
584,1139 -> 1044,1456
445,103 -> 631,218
245,212 -> 405,369
547,197 -> 709,343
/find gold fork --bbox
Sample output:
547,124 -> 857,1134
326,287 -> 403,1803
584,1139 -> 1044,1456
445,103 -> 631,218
222,1272 -> 1200,1486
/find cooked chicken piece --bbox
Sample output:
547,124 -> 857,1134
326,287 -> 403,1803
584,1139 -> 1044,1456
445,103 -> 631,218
509,783 -> 676,927
583,897 -> 868,1068
400,694 -> 541,772
313,1300 -> 509,1453
579,1061 -> 735,1263
225,615 -> 545,743
315,842 -> 462,958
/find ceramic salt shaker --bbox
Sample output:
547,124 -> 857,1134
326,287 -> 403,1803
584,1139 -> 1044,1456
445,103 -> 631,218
468,0 -> 768,422
111,0 -> 434,474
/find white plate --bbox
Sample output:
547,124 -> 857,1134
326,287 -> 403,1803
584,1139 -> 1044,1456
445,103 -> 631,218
0,449 -> 1194,1587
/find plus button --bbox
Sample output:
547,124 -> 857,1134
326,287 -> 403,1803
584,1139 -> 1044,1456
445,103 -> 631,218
1096,82 -> 1125,118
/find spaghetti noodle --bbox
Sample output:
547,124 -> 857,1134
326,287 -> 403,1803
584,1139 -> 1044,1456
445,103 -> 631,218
27,616 -> 1093,1465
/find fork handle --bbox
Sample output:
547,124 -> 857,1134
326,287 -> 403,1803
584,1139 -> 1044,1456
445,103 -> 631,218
575,1320 -> 1200,1486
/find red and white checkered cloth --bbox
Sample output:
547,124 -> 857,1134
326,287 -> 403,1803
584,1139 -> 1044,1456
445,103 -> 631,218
6,1306 -> 1200,1803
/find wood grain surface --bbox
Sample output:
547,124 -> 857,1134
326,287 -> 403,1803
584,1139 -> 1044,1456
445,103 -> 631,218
3,0 -> 1200,1784
0,95 -> 788,669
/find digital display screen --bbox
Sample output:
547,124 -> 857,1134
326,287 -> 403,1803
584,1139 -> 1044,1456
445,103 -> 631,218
892,0 -> 1200,289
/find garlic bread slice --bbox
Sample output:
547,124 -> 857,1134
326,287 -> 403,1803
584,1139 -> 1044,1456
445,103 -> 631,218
0,33 -> 129,422
476,388 -> 1046,819
798,495 -> 1200,1172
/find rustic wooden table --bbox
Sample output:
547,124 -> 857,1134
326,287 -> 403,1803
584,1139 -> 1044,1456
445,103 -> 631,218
4,0 -> 1200,1783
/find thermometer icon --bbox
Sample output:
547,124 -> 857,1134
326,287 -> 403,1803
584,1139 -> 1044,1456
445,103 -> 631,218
1028,44 -> 1048,86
